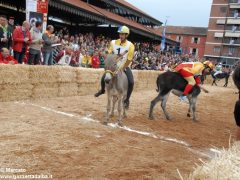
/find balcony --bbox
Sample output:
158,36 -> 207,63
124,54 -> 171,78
223,39 -> 240,45
225,25 -> 240,31
214,32 -> 224,38
229,0 -> 240,3
227,18 -> 240,24
216,19 -> 225,25
230,4 -> 240,9
225,31 -> 240,37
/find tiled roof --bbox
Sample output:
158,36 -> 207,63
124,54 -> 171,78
158,26 -> 208,36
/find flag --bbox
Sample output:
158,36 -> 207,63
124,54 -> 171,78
161,19 -> 168,51
161,26 -> 166,51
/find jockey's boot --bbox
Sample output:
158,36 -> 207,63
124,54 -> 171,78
94,90 -> 105,97
124,99 -> 130,110
179,95 -> 188,103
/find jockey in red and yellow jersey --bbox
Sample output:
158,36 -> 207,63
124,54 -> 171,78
175,61 -> 214,97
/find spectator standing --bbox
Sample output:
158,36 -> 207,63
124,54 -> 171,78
28,21 -> 43,65
8,17 -> 15,34
91,52 -> 100,68
12,21 -> 31,64
82,51 -> 92,67
42,25 -> 57,65
0,15 -> 9,50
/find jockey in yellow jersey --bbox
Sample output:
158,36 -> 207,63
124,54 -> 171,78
175,60 -> 214,102
95,26 -> 135,109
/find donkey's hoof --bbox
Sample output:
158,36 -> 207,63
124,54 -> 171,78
192,119 -> 198,123
110,114 -> 114,118
123,114 -> 127,119
149,116 -> 154,120
166,116 -> 171,121
103,121 -> 108,126
118,122 -> 123,127
187,113 -> 191,117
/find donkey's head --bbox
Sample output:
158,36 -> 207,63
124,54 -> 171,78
104,54 -> 121,84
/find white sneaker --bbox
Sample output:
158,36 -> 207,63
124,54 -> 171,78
179,96 -> 189,103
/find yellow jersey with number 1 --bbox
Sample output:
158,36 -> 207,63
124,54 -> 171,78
108,39 -> 135,66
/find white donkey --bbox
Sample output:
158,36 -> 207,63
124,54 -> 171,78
103,52 -> 128,126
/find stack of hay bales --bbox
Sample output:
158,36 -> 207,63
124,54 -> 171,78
57,66 -> 78,97
30,66 -> 59,99
0,64 -> 163,102
188,142 -> 240,179
77,68 -> 103,96
0,65 -> 32,101
134,70 -> 160,91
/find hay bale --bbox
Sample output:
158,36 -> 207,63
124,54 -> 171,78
78,82 -> 97,96
29,66 -> 58,84
188,142 -> 240,180
58,83 -> 78,97
0,84 -> 33,101
0,65 -> 29,85
56,66 -> 77,83
76,68 -> 103,84
32,83 -> 58,99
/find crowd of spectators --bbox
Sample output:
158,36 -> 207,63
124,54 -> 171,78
0,15 -> 206,71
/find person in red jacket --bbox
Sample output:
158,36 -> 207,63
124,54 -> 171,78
0,47 -> 18,64
91,51 -> 100,68
12,21 -> 31,64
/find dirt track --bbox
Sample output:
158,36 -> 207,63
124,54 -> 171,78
0,82 -> 238,179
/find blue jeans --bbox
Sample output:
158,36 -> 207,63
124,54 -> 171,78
43,51 -> 53,65
14,50 -> 25,64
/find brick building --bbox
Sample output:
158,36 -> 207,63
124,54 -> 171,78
158,26 -> 207,58
204,0 -> 240,66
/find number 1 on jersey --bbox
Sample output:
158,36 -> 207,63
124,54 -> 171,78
117,48 -> 121,55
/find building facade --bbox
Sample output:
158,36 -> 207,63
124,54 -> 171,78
204,0 -> 240,66
159,26 -> 207,58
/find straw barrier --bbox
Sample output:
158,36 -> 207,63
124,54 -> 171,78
0,64 -> 233,102
0,65 -> 160,102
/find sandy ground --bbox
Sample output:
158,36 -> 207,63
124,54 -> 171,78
0,81 -> 238,179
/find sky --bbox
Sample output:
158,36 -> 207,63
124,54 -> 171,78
125,0 -> 212,27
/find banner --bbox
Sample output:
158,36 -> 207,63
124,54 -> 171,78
26,0 -> 48,31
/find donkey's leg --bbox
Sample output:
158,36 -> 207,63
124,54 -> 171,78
110,96 -> 117,117
187,107 -> 191,117
117,97 -> 123,126
123,96 -> 127,118
191,96 -> 198,122
149,93 -> 162,120
104,95 -> 111,125
161,92 -> 171,120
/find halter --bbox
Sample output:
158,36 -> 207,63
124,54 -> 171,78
104,50 -> 128,77
105,70 -> 117,77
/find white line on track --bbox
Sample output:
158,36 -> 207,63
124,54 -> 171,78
15,101 -> 212,158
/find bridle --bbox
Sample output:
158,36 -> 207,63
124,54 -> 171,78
104,69 -> 117,77
104,50 -> 128,77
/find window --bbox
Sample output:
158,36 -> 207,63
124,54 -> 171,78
215,37 -> 222,41
176,36 -> 183,43
192,37 -> 200,44
229,47 -> 235,55
214,47 -> 220,53
192,48 -> 198,55
220,7 -> 227,13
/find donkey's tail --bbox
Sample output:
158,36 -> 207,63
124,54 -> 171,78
156,77 -> 160,92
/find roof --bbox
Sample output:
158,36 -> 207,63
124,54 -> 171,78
62,0 -> 157,37
158,26 -> 208,36
115,0 -> 158,21
57,0 -> 177,44
99,0 -> 162,25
